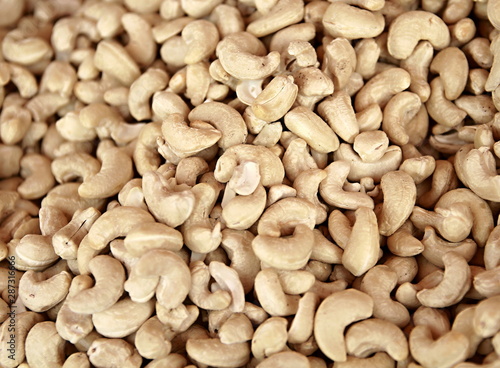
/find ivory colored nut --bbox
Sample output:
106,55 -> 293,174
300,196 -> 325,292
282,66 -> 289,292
25,321 -> 65,368
387,11 -> 451,60
284,106 -> 339,154
322,2 -> 384,39
314,289 -> 374,362
186,338 -> 250,368
251,75 -> 298,123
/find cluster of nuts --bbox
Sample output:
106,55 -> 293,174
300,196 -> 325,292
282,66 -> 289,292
1,0 -> 500,367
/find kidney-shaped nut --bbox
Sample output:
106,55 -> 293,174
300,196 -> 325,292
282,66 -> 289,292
19,268 -> 71,312
182,19 -> 219,64
93,297 -> 155,338
378,170 -> 416,237
284,106 -> 339,154
409,325 -> 469,368
387,11 -> 451,60
473,295 -> 500,338
124,222 -> 183,257
360,265 -> 410,328
345,318 -> 409,361
188,102 -> 247,149
314,289 -> 374,362
186,338 -> 250,368
25,321 -> 65,368
251,75 -> 298,123
93,40 -> 140,87
322,2 -> 384,39
247,0 -> 304,38
216,32 -> 280,80
430,47 -> 469,100
189,261 -> 231,311
215,144 -> 285,187
88,338 -> 142,368
342,207 -> 380,277
254,268 -> 300,316
251,316 -> 288,361
416,251 -> 471,308
382,91 -> 422,146
67,255 -> 125,314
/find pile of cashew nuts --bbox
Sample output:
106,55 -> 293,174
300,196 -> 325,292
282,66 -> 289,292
2,0 -> 500,367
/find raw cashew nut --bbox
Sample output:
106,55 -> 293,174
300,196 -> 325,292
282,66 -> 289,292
186,338 -> 250,367
182,20 -> 219,64
189,261 -> 232,310
247,0 -> 304,38
254,268 -> 300,316
345,318 -> 409,361
416,252 -> 471,308
284,106 -> 339,154
430,47 -> 469,100
342,207 -> 380,276
67,255 -> 125,314
19,268 -> 71,312
314,289 -> 374,362
188,102 -> 248,149
93,40 -> 141,86
473,295 -> 500,338
216,32 -> 280,80
409,325 -> 469,368
142,169 -> 196,228
378,170 -> 416,236
387,11 -> 451,60
128,68 -> 169,121
322,2 -> 384,39
382,91 -> 422,146
251,316 -> 288,360
88,338 -> 142,368
25,321 -> 65,368
251,75 -> 298,123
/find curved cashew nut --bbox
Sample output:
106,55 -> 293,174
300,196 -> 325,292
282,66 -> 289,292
55,274 -> 94,344
67,255 -> 125,314
78,145 -> 134,199
409,325 -> 469,368
209,261 -> 245,313
161,113 -> 222,158
222,185 -> 267,230
16,234 -> 59,269
25,321 -> 65,368
251,316 -> 288,360
254,268 -> 300,316
127,249 -> 191,309
88,338 -> 142,368
314,289 -> 374,362
135,316 -> 172,360
360,265 -> 410,328
2,30 -> 53,66
288,292 -> 319,344
382,92 -> 422,146
188,102 -> 248,149
189,261 -> 231,310
416,252 -> 471,308
252,224 -> 314,270
181,183 -> 222,254
247,0 -> 304,38
221,229 -> 261,294
124,222 -> 183,257
216,32 -> 280,80
426,76 -> 467,128
318,91 -> 359,144
387,11 -> 450,60
421,226 -> 477,268
452,306 -> 483,359
430,47 -> 469,100
121,13 -> 157,67
293,168 -> 328,223
84,206 -> 155,251
473,295 -> 500,338
19,269 -> 71,312
322,2 -> 384,39
284,106 -> 339,154
182,19 -> 219,64
18,153 -> 55,200
345,318 -> 409,361
215,144 -> 285,186
142,170 -> 196,228
186,338 -> 250,367
355,68 -> 411,112
378,170 -> 416,236
51,152 -> 101,184
92,297 -> 155,338
152,91 -> 190,121
128,68 -> 169,121
93,40 -> 141,86
342,207 -> 379,276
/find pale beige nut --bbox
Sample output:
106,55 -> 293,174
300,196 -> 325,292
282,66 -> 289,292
189,261 -> 232,311
430,47 -> 469,100
121,13 -> 157,67
322,38 -> 356,91
251,75 -> 298,123
216,32 -> 280,80
247,0 -> 304,38
186,338 -> 250,368
93,40 -> 141,87
128,68 -> 169,121
251,316 -> 288,361
409,325 -> 469,368
88,338 -> 142,368
68,255 -> 125,314
254,268 -> 300,316
322,2 -> 384,39
93,297 -> 155,338
360,265 -> 410,328
473,295 -> 500,338
124,222 -> 183,257
25,321 -> 65,368
314,289 -> 373,362
400,41 -> 433,102
387,11 -> 450,59
345,318 -> 409,361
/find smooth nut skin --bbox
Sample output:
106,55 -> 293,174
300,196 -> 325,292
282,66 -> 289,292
314,289 -> 374,362
387,11 -> 451,60
186,338 -> 250,368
